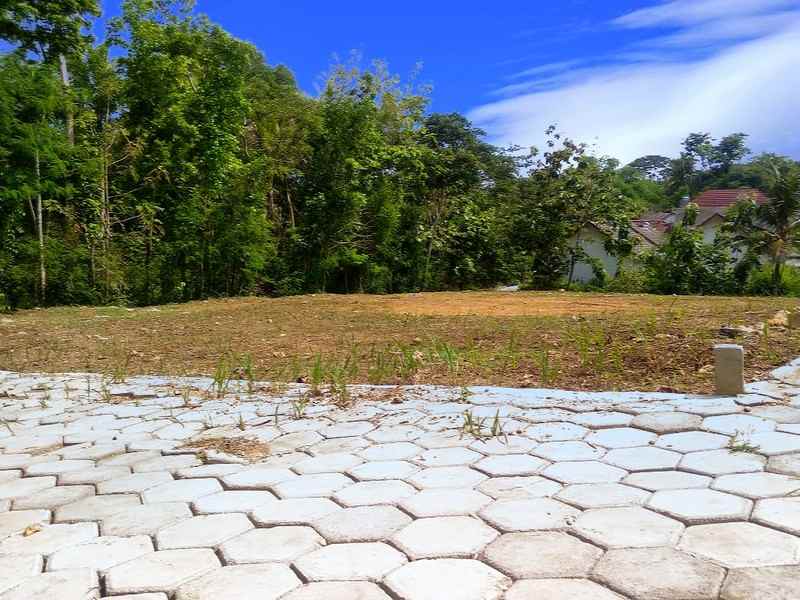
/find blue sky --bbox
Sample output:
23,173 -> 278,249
99,0 -> 800,162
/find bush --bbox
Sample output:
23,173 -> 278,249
746,265 -> 800,297
605,269 -> 647,293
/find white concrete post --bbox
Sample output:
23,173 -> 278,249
714,344 -> 744,396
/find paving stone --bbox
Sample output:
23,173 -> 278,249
141,478 -> 221,503
131,454 -> 202,473
292,453 -> 363,474
58,465 -> 131,485
571,411 -> 633,428
222,467 -> 296,489
679,522 -> 800,567
174,563 -> 300,600
468,436 -> 536,455
321,421 -> 375,438
573,507 -> 683,548
543,461 -> 627,484
101,595 -> 167,600
384,558 -> 510,600
656,431 -> 730,453
623,470 -> 712,491
13,484 -> 94,510
556,483 -> 650,509
406,466 -> 487,489
415,448 -> 482,467
0,472 -> 19,485
294,542 -> 407,582
0,568 -> 98,600
585,427 -> 657,448
525,422 -> 588,441
768,453 -> 800,476
399,489 -> 492,517
315,505 -> 410,542
0,477 -> 56,500
97,471 -> 173,494
739,431 -> 800,456
713,472 -> 800,499
156,513 -> 253,550
0,554 -> 43,594
0,509 -> 51,539
680,449 -> 766,475
533,441 -> 605,461
24,460 -> 94,476
192,490 -> 274,514
175,464 -> 244,478
472,454 -> 548,476
55,494 -> 140,523
359,442 -> 422,461
220,526 -> 324,564
415,431 -> 471,449
98,450 -> 161,467
479,498 -> 579,532
647,489 -> 752,523
100,502 -> 192,536
603,446 -> 681,471
281,582 -> 391,600
348,460 -> 419,480
594,546 -> 726,600
504,579 -> 623,600
0,522 -> 97,555
484,531 -> 601,578
251,498 -> 340,525
307,436 -> 369,455
391,516 -> 498,559
631,411 -> 703,433
47,535 -> 153,572
367,425 -> 423,443
720,565 -> 800,600
702,414 -> 776,435
749,405 -> 800,423
271,473 -> 351,498
477,475 -> 562,499
105,548 -> 221,595
752,497 -> 800,534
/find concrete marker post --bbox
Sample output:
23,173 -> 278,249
714,344 -> 744,396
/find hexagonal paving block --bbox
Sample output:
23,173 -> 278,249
603,446 -> 681,471
281,582 -> 391,600
768,453 -> 800,476
192,490 -> 275,514
100,502 -> 192,536
415,448 -> 482,467
221,467 -> 296,490
678,522 -> 800,567
713,472 -> 800,499
477,476 -> 562,499
556,483 -> 650,509
141,479 -> 222,503
399,489 -> 492,517
632,411 -> 703,434
749,405 -> 800,423
468,436 -> 536,455
702,414 -> 776,435
293,542 -> 407,582
573,507 -> 684,548
359,442 -> 422,461
314,505 -> 410,542
542,461 -> 627,484
504,579 -> 623,600
680,449 -> 766,476
0,554 -> 43,595
55,494 -> 140,523
0,522 -> 97,556
220,526 -> 324,564
291,453 -> 363,475
584,427 -> 657,448
97,471 -> 173,494
0,476 -> 56,500
0,568 -> 98,600
647,489 -> 752,524
533,441 -> 605,461
0,508 -> 50,539
484,531 -> 601,578
656,431 -> 730,453
272,473 -> 352,499
12,484 -> 94,511
752,497 -> 800,534
174,564 -> 300,600
739,431 -> 800,456
407,467 -> 486,489
348,460 -> 419,481
720,565 -> 800,600
384,558 -> 510,600
594,547 -> 725,600
132,455 -> 202,473
525,422 -> 588,441
58,465 -> 131,485
472,454 -> 548,477
24,459 -> 94,477
479,498 -> 579,532
571,411 -> 633,428
156,513 -> 253,550
334,480 -> 416,506
105,548 -> 221,595
391,516 -> 498,559
320,421 -> 375,439
251,498 -> 340,525
46,535 -> 153,572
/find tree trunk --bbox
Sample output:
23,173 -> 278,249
34,149 -> 46,304
59,54 -> 75,146
772,258 -> 783,295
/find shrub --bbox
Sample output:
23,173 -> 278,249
746,265 -> 800,297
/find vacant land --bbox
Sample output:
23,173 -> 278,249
1,291 -> 799,393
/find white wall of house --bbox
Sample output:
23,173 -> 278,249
699,214 -> 724,244
570,227 -> 621,284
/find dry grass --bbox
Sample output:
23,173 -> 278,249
1,291 -> 799,393
184,437 -> 271,462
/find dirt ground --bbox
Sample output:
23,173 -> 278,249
1,291 -> 799,393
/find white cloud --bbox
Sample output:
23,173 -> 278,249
469,1 -> 800,163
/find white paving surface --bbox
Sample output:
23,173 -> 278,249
2,361 -> 800,598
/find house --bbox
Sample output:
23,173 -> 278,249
570,188 -> 768,284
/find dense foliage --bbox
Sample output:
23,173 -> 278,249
1,0 -> 799,308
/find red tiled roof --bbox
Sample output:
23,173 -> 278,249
692,188 -> 768,208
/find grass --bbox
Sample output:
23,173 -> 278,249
0,291 -> 799,393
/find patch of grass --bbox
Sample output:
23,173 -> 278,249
728,430 -> 761,454
183,436 -> 271,462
